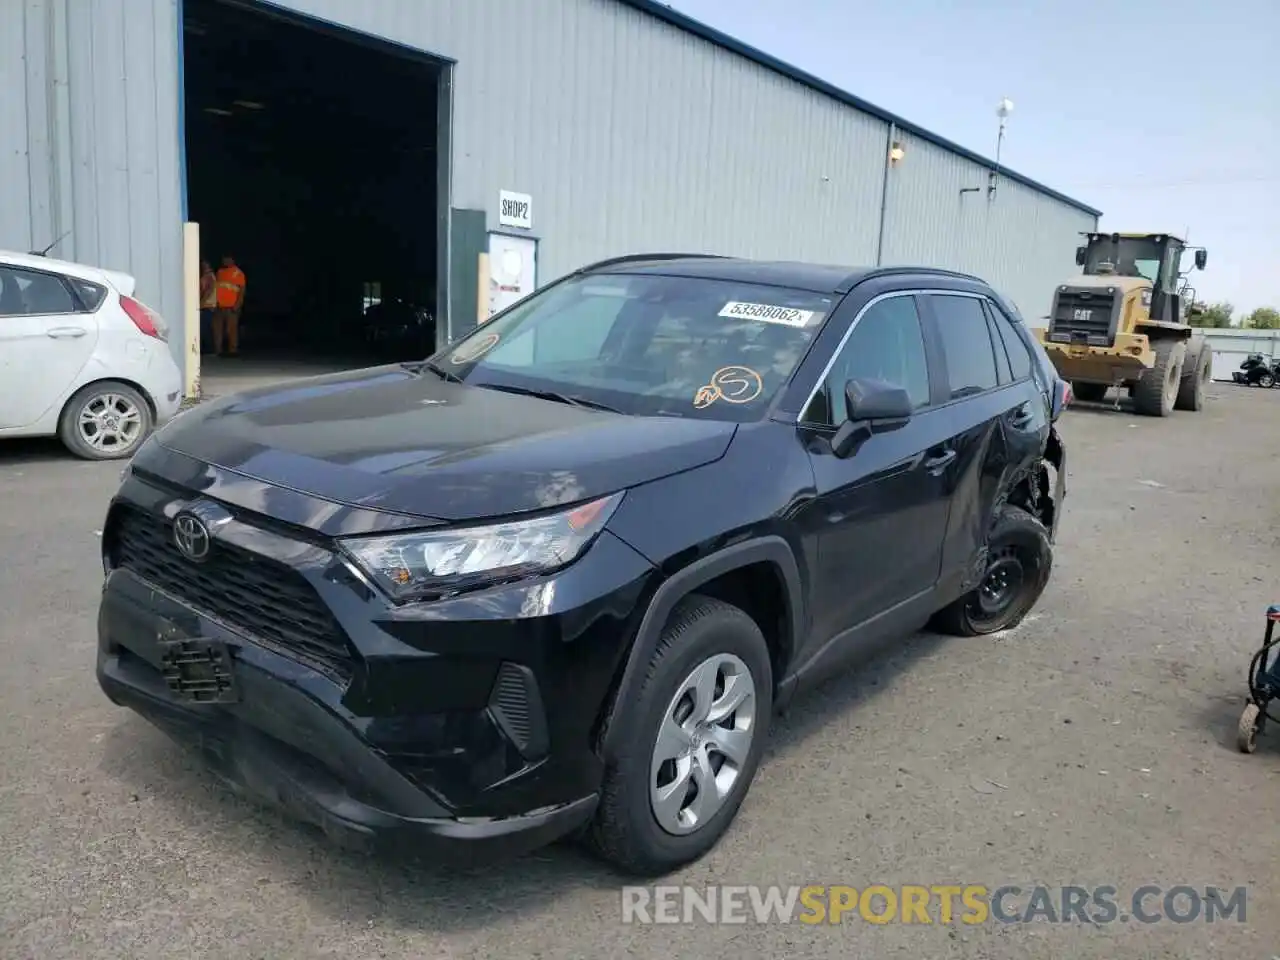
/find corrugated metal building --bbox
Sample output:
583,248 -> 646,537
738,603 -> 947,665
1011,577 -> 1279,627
2,0 -> 1100,380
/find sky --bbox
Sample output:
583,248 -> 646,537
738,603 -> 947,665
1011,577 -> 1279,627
669,0 -> 1280,317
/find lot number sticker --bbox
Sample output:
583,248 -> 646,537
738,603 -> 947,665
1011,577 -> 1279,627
719,301 -> 816,328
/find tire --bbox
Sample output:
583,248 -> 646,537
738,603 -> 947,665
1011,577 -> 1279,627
588,595 -> 773,876
1175,340 -> 1212,411
1071,382 -> 1108,403
930,505 -> 1053,637
1237,703 -> 1260,754
1131,339 -> 1186,417
1261,373 -> 1277,389
58,381 -> 154,461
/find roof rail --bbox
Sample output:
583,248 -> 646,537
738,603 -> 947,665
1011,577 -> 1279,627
574,252 -> 730,274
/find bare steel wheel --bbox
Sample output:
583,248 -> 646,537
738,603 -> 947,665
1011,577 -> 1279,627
58,381 -> 153,461
650,652 -> 757,836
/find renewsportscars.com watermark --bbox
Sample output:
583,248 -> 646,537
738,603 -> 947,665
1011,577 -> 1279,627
621,884 -> 1248,926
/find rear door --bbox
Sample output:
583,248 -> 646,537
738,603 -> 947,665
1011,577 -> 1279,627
0,264 -> 102,429
918,291 -> 1041,599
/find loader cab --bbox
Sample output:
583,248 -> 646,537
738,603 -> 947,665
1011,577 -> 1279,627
1073,233 -> 1207,325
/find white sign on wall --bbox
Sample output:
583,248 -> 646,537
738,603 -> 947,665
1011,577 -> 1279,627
488,232 -> 538,318
498,190 -> 533,230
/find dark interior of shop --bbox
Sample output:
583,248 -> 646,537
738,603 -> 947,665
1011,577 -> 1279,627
183,0 -> 441,363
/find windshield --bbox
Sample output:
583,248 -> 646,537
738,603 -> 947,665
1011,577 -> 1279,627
1083,237 -> 1168,284
433,272 -> 835,421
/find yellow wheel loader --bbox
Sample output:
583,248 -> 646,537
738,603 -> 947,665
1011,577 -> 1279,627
1033,232 -> 1210,417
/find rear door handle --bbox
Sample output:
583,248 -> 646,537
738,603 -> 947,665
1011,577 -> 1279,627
1010,408 -> 1034,428
46,326 -> 87,339
922,448 -> 957,474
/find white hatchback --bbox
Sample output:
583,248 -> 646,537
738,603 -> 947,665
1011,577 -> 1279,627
0,249 -> 183,460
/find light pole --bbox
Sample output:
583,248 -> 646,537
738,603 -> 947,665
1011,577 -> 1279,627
988,97 -> 1014,201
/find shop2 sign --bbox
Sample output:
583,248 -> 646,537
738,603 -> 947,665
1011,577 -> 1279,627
499,191 -> 533,230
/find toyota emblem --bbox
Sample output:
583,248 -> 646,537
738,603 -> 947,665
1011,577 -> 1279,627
173,514 -> 211,562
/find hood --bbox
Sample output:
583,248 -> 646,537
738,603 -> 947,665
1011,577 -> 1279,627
155,365 -> 737,522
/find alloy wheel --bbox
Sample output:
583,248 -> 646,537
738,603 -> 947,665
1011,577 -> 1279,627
78,393 -> 144,453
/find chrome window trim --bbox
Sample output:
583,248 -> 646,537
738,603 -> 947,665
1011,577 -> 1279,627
798,287 -> 992,422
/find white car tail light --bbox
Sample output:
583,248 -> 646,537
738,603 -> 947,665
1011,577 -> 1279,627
120,295 -> 168,342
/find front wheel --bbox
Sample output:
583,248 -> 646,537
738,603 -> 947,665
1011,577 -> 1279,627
588,595 -> 773,876
931,506 -> 1053,637
1132,340 -> 1186,417
1238,703 -> 1261,754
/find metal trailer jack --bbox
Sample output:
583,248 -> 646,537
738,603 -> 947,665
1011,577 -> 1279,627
1237,605 -> 1280,753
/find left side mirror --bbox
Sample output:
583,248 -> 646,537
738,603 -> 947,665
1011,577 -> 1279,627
1075,246 -> 1087,267
831,378 -> 913,458
1194,249 -> 1207,271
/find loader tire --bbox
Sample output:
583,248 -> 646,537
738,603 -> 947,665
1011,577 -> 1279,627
1175,338 -> 1211,412
1132,339 -> 1186,417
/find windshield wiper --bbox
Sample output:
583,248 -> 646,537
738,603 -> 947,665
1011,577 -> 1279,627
422,360 -> 463,383
480,383 -> 622,413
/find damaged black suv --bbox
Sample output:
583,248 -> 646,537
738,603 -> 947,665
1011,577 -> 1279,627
96,255 -> 1068,876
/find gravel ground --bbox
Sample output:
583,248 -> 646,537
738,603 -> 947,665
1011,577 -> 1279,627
2,384 -> 1279,959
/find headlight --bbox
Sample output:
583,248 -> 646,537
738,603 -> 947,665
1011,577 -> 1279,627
341,493 -> 623,601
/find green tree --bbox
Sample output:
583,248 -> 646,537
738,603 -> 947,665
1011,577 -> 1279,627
1189,301 -> 1234,327
1243,307 -> 1280,329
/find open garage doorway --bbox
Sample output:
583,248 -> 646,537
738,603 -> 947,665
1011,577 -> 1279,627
182,0 -> 448,384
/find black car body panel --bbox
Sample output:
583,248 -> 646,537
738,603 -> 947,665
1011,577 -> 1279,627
96,257 -> 1068,861
152,367 -> 737,521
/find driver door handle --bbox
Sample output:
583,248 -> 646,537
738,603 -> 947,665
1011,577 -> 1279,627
922,447 -> 957,475
46,326 -> 87,339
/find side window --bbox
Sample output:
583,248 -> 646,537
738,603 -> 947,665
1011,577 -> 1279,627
805,294 -> 930,426
931,295 -> 999,399
70,278 -> 107,312
984,300 -> 1033,381
0,266 -> 78,317
986,311 -> 1013,385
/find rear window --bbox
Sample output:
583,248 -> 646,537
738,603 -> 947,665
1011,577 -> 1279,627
439,272 -> 835,421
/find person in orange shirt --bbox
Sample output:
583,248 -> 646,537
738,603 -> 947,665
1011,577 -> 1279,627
212,255 -> 247,356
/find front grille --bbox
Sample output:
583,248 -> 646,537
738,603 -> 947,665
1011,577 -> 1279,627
1047,288 -> 1118,346
107,505 -> 353,683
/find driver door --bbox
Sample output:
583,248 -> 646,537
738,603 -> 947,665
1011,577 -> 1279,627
798,292 -> 953,659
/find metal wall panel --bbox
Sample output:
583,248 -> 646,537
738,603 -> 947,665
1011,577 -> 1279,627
1,0 -> 186,360
881,132 -> 1098,320
277,0 -> 889,281
3,0 -> 1097,376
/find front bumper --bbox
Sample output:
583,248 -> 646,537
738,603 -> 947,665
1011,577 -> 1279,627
98,646 -> 597,859
95,462 -> 657,860
96,576 -> 602,862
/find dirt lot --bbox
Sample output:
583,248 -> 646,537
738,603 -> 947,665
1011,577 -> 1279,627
2,384 -> 1278,959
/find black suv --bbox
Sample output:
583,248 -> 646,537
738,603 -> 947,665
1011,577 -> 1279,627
96,255 -> 1068,876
